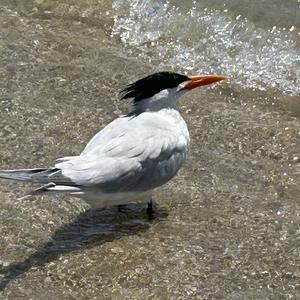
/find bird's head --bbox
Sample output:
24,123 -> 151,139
121,71 -> 226,112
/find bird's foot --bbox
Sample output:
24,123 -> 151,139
117,204 -> 129,214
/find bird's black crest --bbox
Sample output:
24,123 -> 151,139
120,72 -> 189,102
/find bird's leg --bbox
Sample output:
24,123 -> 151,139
146,197 -> 154,219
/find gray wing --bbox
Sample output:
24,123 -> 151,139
54,113 -> 188,192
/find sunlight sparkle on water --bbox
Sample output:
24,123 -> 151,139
112,0 -> 300,95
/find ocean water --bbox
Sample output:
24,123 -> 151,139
0,0 -> 299,299
112,0 -> 300,95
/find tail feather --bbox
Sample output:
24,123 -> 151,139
0,168 -> 48,182
0,168 -> 81,198
0,168 -> 63,182
17,183 -> 57,200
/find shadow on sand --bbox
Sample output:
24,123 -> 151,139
0,204 -> 168,291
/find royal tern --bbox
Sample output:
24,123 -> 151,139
0,72 -> 226,215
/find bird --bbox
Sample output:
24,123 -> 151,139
0,72 -> 226,216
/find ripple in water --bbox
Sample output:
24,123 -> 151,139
111,0 -> 300,95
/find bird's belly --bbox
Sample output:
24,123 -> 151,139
69,150 -> 186,209
71,190 -> 151,209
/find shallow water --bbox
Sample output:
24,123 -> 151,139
0,0 -> 299,299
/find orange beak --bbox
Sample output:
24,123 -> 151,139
184,74 -> 227,90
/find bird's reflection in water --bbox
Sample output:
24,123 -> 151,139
0,203 -> 167,291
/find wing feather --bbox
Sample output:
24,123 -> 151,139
55,112 -> 188,192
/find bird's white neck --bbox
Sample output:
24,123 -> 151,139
132,88 -> 186,112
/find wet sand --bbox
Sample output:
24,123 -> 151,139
0,1 -> 299,299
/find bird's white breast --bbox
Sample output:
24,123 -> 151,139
158,108 -> 190,146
